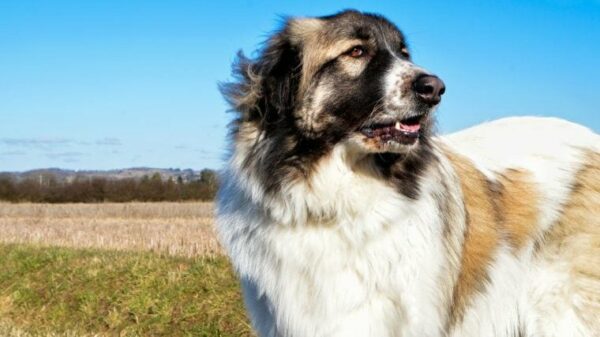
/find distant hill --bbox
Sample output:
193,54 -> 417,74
0,168 -> 206,183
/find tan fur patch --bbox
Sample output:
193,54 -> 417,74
444,150 -> 502,325
444,149 -> 542,325
338,57 -> 369,77
289,18 -> 364,95
496,169 -> 539,250
288,18 -> 323,43
536,150 -> 600,330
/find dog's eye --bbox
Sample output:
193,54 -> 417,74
400,47 -> 410,59
346,46 -> 366,58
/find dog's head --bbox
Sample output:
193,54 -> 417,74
223,10 -> 444,193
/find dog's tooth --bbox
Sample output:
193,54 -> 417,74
395,121 -> 401,130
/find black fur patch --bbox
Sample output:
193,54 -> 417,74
374,135 -> 435,199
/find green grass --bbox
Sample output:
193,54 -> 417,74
0,244 -> 253,337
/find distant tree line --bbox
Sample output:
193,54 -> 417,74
0,170 -> 218,203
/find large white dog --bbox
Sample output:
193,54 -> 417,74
216,10 -> 600,337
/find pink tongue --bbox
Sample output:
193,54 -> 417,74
399,122 -> 421,132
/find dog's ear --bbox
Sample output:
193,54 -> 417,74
255,28 -> 302,127
221,21 -> 305,128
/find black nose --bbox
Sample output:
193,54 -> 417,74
413,74 -> 446,105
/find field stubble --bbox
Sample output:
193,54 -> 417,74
0,202 -> 222,257
0,202 -> 253,336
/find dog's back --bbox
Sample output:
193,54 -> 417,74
441,116 -> 600,336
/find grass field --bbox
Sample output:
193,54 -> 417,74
0,202 -> 253,337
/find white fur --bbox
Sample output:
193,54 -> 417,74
216,117 -> 599,336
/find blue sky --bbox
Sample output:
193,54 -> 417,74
1,0 -> 599,171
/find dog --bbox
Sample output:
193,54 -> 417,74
216,10 -> 600,337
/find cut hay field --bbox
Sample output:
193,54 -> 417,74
0,202 -> 253,337
0,202 -> 222,257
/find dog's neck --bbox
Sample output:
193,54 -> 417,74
227,125 -> 456,229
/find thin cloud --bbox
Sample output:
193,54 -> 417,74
0,138 -> 74,149
96,138 -> 122,146
45,152 -> 85,160
175,145 -> 220,155
0,151 -> 26,156
196,149 -> 222,160
0,137 -> 123,149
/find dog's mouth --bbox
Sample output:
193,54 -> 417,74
359,114 -> 424,145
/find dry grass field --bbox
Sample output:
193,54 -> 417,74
0,202 -> 222,257
0,202 -> 253,337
